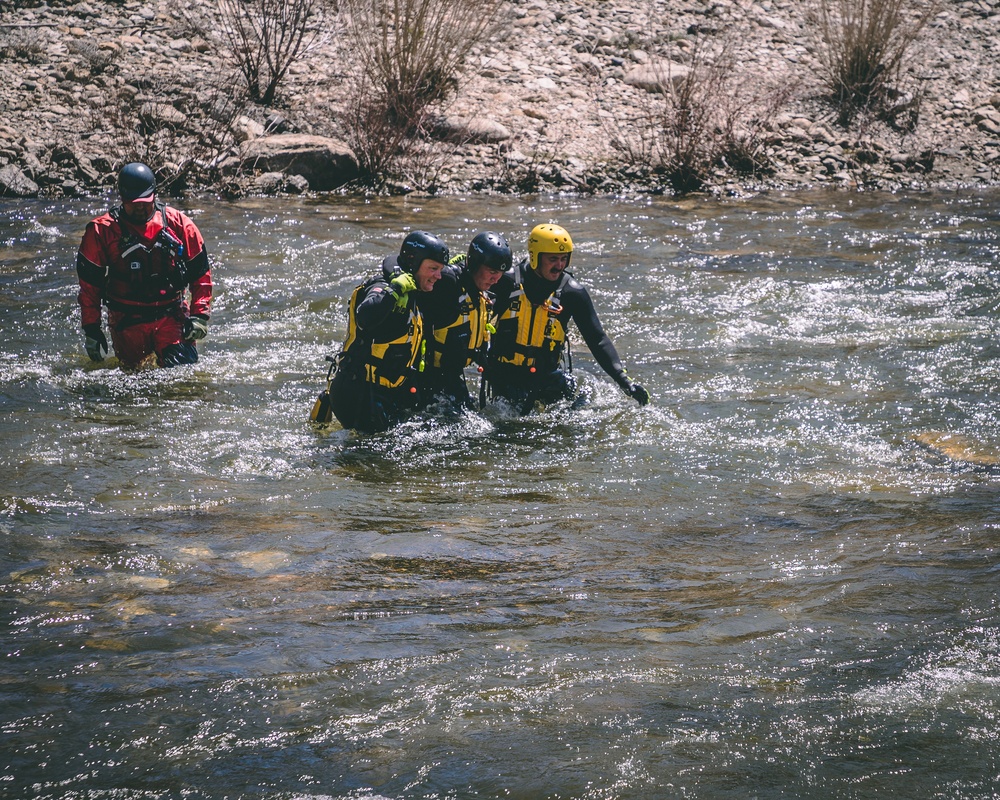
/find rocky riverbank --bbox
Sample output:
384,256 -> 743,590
1,0 -> 998,200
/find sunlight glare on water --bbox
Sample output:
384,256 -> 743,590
2,190 -> 1000,798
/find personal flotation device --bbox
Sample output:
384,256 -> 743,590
426,258 -> 492,373
490,260 -> 571,373
337,273 -> 425,390
78,203 -> 193,310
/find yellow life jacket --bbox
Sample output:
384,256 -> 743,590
492,263 -> 569,371
340,276 -> 425,390
427,285 -> 490,372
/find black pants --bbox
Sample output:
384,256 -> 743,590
485,367 -> 576,415
421,370 -> 476,413
330,370 -> 419,433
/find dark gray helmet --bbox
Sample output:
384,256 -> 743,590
398,230 -> 449,274
118,162 -> 156,201
468,231 -> 512,273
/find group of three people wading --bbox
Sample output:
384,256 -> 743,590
313,226 -> 651,433
76,163 -> 649,433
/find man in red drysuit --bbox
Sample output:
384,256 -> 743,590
76,162 -> 212,369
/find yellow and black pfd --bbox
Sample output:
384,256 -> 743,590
336,262 -> 425,391
424,254 -> 497,376
488,258 -> 571,375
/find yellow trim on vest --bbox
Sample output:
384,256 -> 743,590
342,279 -> 424,389
429,290 -> 489,369
495,288 -> 566,368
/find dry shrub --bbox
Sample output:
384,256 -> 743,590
0,27 -> 47,63
811,0 -> 940,126
609,34 -> 793,194
493,130 -> 577,194
342,77 -> 469,192
87,72 -> 248,194
218,0 -> 325,105
343,0 -> 503,130
340,0 -> 505,187
341,71 -> 422,184
67,39 -> 118,76
717,76 -> 798,179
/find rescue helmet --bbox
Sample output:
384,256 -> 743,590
527,223 -> 573,272
398,230 -> 449,274
118,162 -> 156,201
467,231 -> 513,273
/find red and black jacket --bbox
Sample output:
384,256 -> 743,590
76,202 -> 211,327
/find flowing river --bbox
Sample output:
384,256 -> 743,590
3,189 -> 1000,799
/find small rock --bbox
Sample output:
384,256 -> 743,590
235,116 -> 266,143
285,174 -> 309,194
252,172 -> 285,194
432,116 -> 511,144
623,60 -> 692,93
264,113 -> 293,134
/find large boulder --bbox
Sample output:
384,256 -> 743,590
237,134 -> 359,191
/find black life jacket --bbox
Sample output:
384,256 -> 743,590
103,203 -> 189,307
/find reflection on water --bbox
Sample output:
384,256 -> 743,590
3,191 -> 1000,798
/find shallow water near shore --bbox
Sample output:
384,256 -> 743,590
3,189 -> 1000,799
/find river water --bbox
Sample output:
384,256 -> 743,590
2,189 -> 1000,799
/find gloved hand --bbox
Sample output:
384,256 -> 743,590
183,314 -> 209,341
389,272 -> 417,309
83,323 -> 108,362
627,382 -> 650,406
618,374 -> 650,406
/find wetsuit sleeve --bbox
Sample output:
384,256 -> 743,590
77,279 -> 103,328
354,280 -> 399,329
566,282 -> 630,388
76,221 -> 107,328
170,211 -> 211,316
172,211 -> 209,282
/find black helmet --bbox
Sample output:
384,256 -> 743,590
118,162 -> 156,201
467,231 -> 512,273
398,231 -> 449,274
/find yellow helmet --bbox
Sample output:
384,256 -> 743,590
527,224 -> 573,272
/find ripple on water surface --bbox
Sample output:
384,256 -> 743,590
3,192 -> 1000,798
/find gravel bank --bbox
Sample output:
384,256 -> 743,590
1,0 -> 998,198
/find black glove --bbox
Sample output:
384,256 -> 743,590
183,314 -> 209,341
628,382 -> 650,406
83,323 -> 108,362
618,374 -> 650,406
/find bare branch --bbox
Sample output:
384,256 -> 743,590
218,0 -> 325,105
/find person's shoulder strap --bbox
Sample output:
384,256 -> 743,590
553,269 -> 572,300
511,258 -> 524,286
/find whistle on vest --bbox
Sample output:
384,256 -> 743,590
156,227 -> 185,259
